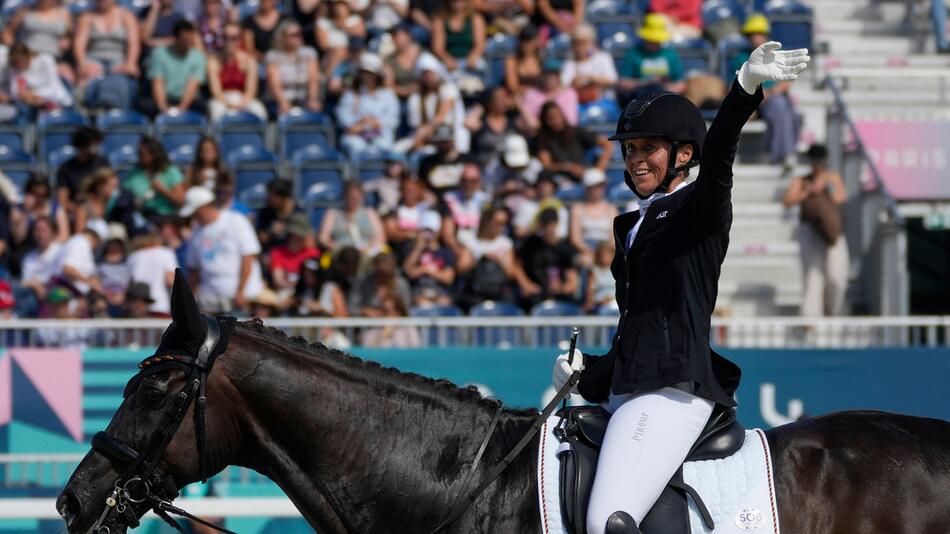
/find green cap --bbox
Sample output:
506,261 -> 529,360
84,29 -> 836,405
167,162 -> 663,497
46,286 -> 72,303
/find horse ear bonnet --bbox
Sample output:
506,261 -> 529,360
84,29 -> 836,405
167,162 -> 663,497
170,268 -> 207,351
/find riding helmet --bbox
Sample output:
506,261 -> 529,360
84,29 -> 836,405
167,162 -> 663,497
611,92 -> 707,197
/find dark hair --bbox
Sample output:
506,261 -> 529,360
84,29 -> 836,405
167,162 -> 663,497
32,214 -> 57,234
173,19 -> 196,36
294,260 -> 326,301
71,126 -> 103,149
138,136 -> 171,172
539,101 -> 576,148
8,42 -> 31,60
476,205 -> 509,239
806,144 -> 828,162
190,136 -> 225,184
517,25 -> 540,58
25,172 -> 51,194
538,207 -> 559,226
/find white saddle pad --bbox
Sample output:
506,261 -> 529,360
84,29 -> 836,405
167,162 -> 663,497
537,413 -> 780,534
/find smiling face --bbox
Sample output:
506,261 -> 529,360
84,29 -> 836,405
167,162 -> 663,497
623,137 -> 693,196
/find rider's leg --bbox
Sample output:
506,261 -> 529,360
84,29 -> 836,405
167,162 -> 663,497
586,387 -> 714,534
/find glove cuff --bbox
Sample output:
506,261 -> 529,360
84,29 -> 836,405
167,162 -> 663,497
736,62 -> 759,96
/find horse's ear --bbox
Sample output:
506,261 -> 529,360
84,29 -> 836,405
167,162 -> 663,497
170,268 -> 206,342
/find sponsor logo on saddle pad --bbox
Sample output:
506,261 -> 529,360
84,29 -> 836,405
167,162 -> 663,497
735,508 -> 764,530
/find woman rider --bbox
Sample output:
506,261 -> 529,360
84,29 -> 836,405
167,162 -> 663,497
552,41 -> 810,534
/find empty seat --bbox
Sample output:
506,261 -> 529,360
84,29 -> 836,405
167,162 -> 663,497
545,32 -> 573,60
46,145 -> 77,171
155,109 -> 207,153
556,184 -> 585,203
0,146 -> 34,191
227,146 -> 279,209
589,2 -> 639,45
765,0 -> 813,51
108,145 -> 139,174
277,109 -> 335,161
673,38 -> 713,76
717,34 -> 751,81
168,144 -> 196,167
702,0 -> 746,30
352,150 -> 389,182
99,109 -> 149,153
293,146 -> 347,200
37,109 -> 89,159
409,305 -> 462,345
484,33 -> 517,88
214,110 -> 267,159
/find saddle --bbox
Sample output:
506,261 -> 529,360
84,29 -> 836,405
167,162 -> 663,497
554,404 -> 745,534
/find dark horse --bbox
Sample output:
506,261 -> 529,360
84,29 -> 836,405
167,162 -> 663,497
59,276 -> 950,533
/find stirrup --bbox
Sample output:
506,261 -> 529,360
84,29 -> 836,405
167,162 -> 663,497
605,511 -> 642,534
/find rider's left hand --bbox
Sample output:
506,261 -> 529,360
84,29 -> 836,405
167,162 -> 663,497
737,41 -> 810,94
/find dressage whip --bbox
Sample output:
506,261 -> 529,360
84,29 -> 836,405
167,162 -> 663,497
562,327 -> 580,410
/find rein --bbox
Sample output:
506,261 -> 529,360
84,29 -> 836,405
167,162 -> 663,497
89,316 -> 236,534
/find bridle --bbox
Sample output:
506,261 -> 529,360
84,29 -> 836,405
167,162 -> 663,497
89,315 -> 236,534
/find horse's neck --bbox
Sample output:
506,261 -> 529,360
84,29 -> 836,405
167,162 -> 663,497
232,349 -> 538,533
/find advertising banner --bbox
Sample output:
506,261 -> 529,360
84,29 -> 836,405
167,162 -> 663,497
853,118 -> 950,200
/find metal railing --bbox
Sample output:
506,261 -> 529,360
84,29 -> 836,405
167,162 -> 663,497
823,75 -> 909,316
1,316 -> 949,349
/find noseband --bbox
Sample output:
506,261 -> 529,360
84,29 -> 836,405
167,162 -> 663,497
89,316 -> 236,534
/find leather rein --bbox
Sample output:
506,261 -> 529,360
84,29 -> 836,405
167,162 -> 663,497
89,316 -> 236,534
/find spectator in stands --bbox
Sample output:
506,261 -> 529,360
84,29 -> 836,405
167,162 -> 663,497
519,57 -> 578,132
384,23 -> 423,100
126,232 -> 178,316
56,127 -> 108,213
143,20 -> 208,116
212,170 -> 252,216
186,136 -> 227,188
431,0 -> 486,75
182,185 -> 264,313
650,0 -> 701,39
457,205 -> 530,305
295,257 -> 349,317
403,209 -> 456,306
406,54 -> 469,152
197,0 -> 231,53
350,251 -> 412,317
384,175 -> 438,259
517,207 -> 578,307
97,223 -> 130,314
618,14 -> 686,103
142,0 -> 186,48
465,86 -> 520,168
569,168 -> 617,267
54,221 -> 107,295
536,101 -> 612,181
318,180 -> 386,256
534,0 -> 582,39
441,162 -> 490,259
933,0 -> 949,53
360,290 -> 420,347
123,136 -> 187,218
562,23 -> 617,113
485,132 -> 542,190
315,0 -> 366,76
325,36 -> 365,102
512,172 -> 567,239
255,177 -> 299,250
265,20 -> 322,115
505,24 -> 542,98
240,0 -> 286,61
207,22 -> 268,120
363,152 -> 407,214
73,0 -> 140,110
0,280 -> 15,319
417,124 -> 471,195
0,44 -> 73,121
19,216 -> 62,303
584,240 -> 617,313
72,167 -> 118,234
10,174 -> 69,246
248,287 -> 280,317
783,144 -> 849,317
474,0 -> 533,36
336,53 -> 400,156
123,282 -> 156,318
0,0 -> 74,83
365,0 -> 410,35
270,213 -> 320,303
36,287 -> 92,347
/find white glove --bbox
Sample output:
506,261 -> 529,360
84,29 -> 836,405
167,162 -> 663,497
737,41 -> 810,94
552,348 -> 584,394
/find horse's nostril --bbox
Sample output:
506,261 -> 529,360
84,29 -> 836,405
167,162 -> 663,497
56,491 -> 80,528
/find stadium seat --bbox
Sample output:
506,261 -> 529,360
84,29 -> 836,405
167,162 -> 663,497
717,34 -> 751,81
608,181 -> 635,204
606,162 -> 626,188
702,0 -> 746,30
556,184 -> 585,203
69,0 -> 92,15
579,100 -> 621,128
292,145 -> 347,200
168,144 -> 196,167
214,110 -> 267,160
103,132 -> 144,154
226,146 -> 279,209
588,2 -> 639,45
484,33 -> 517,88
352,150 -> 389,182
237,0 -> 284,21
108,145 -> 139,173
672,38 -> 713,76
1,0 -> 26,20
531,300 -> 582,345
277,109 -> 335,161
0,115 -> 29,153
545,32 -> 573,60
37,109 -> 89,159
46,145 -> 76,171
469,300 -> 524,346
0,146 -> 34,191
602,32 -> 636,64
765,0 -> 814,51
410,304 -> 463,345
155,109 -> 207,153
97,109 -> 149,132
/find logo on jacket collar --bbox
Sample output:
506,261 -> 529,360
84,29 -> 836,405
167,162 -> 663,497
656,210 -> 668,219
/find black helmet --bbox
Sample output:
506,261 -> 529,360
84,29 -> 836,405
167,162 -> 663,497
611,92 -> 706,198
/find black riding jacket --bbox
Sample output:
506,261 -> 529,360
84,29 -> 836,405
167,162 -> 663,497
578,81 -> 763,408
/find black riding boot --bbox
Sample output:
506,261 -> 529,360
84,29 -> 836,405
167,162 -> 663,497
605,511 -> 643,534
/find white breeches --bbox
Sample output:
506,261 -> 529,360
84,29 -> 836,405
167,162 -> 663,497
586,387 -> 715,534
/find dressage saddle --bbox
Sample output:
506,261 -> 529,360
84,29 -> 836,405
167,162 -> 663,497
554,404 -> 745,534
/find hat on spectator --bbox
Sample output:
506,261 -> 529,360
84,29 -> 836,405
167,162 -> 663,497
179,186 -> 216,217
638,14 -> 672,44
267,178 -> 294,197
126,282 -> 155,303
0,280 -> 14,310
251,288 -> 279,308
46,286 -> 72,304
85,220 -> 109,242
583,168 -> 607,187
502,134 -> 531,168
359,53 -> 385,78
542,58 -> 563,72
742,14 -> 770,35
419,210 -> 441,233
107,222 -> 128,243
431,124 -> 455,143
416,53 -> 446,78
286,213 -> 312,238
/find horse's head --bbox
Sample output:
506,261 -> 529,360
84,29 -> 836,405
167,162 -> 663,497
58,270 -> 243,533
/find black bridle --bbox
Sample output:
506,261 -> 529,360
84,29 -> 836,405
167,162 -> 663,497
89,315 -> 236,534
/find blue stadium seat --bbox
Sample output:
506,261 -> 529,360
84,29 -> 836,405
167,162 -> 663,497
579,100 -> 620,128
108,145 -> 139,172
155,109 -> 207,154
278,109 -> 335,161
47,145 -> 77,171
352,150 -> 388,182
103,132 -> 144,154
469,300 -> 524,347
606,162 -> 626,188
214,110 -> 267,160
602,32 -> 636,65
588,2 -> 638,45
1,0 -> 25,20
69,0 -> 92,15
237,0 -> 284,21
545,32 -> 573,60
308,206 -> 329,230
702,0 -> 746,30
597,305 -> 621,341
531,300 -> 582,345
672,38 -> 713,76
556,184 -> 585,203
0,146 -> 34,191
168,144 -> 196,167
226,146 -> 279,209
410,304 -> 463,345
608,182 -> 635,204
37,109 -> 88,159
293,145 -> 347,199
765,0 -> 813,51
717,34 -> 751,81
97,109 -> 149,132
0,115 -> 29,153
484,33 -> 517,88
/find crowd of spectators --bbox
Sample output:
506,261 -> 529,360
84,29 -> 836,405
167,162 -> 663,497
0,0 -> 806,347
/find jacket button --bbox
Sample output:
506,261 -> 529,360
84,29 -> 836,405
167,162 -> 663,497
623,309 -> 629,317
625,281 -> 630,289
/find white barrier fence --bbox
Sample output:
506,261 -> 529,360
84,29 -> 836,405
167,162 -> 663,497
1,316 -> 950,349
0,497 -> 302,519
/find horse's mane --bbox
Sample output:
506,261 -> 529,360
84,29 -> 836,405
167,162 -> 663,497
235,320 -> 538,417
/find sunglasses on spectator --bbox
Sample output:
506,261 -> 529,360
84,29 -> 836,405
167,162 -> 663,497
286,31 -> 302,37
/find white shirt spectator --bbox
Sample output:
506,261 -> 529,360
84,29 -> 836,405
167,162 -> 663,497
561,50 -> 618,88
458,232 -> 513,262
127,246 -> 179,314
186,209 -> 263,301
55,233 -> 97,294
21,241 -> 62,287
0,53 -> 73,107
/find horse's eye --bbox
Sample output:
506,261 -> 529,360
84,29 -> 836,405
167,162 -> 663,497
145,386 -> 166,403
